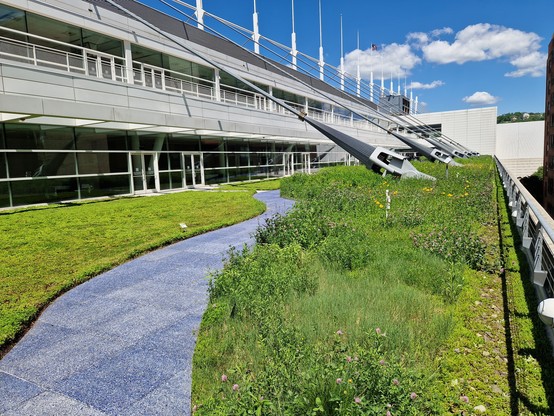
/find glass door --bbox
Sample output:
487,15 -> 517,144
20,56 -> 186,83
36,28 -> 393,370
131,153 -> 158,193
302,152 -> 311,174
284,152 -> 294,176
183,152 -> 204,187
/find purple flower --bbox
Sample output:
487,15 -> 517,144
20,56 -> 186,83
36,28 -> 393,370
386,411 -> 392,416
336,378 -> 342,384
232,384 -> 239,391
379,359 -> 386,366
392,378 -> 399,386
346,356 -> 353,362
460,395 -> 469,403
375,327 -> 382,335
336,329 -> 344,336
354,397 -> 362,404
410,392 -> 417,400
221,374 -> 228,382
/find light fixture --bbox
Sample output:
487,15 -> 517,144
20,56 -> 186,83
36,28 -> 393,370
537,298 -> 554,327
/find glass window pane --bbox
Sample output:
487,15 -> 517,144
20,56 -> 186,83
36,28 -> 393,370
170,172 -> 183,189
202,152 -> 225,170
158,153 -> 169,171
204,168 -> 226,185
82,28 -> 122,56
76,128 -> 128,151
26,13 -> 82,52
0,153 -> 7,178
168,135 -> 200,151
11,178 -> 78,205
0,182 -> 9,207
168,153 -> 181,170
159,172 -> 171,190
131,44 -> 162,67
4,124 -> 74,150
76,152 -> 128,175
7,152 -> 75,177
78,175 -> 129,198
128,132 -> 167,151
0,5 -> 27,30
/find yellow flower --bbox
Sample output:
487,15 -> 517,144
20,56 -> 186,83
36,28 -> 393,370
348,379 -> 353,384
379,204 -> 384,208
447,193 -> 453,197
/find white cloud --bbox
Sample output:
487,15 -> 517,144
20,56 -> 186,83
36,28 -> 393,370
407,32 -> 428,46
506,51 -> 546,77
462,91 -> 499,105
430,27 -> 453,37
407,80 -> 444,90
420,23 -> 546,77
343,43 -> 421,80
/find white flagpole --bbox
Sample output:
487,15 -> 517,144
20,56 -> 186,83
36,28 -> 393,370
380,49 -> 384,97
195,0 -> 204,30
318,0 -> 324,81
291,0 -> 297,69
340,15 -> 344,91
356,31 -> 361,97
253,0 -> 260,54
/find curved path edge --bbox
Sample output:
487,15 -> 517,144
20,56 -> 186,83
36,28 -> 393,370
0,190 -> 293,416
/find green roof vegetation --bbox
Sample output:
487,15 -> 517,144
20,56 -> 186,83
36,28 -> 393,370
192,158 -> 554,414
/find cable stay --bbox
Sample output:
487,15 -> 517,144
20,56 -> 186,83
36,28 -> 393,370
161,0 -> 474,163
103,0 -> 436,180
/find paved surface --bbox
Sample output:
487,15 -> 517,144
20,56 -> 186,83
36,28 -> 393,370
0,190 -> 293,416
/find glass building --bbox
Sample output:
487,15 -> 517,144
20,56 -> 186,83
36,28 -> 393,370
0,0 -> 398,208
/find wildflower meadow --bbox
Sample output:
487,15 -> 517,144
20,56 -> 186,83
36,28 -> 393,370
191,157 -> 553,414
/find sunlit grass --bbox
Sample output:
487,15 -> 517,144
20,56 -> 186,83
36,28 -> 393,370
0,190 -> 266,351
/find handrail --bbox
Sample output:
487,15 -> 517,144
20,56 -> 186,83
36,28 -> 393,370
0,25 -> 388,133
495,157 -> 554,299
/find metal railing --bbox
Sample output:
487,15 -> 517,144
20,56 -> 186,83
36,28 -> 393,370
496,157 -> 554,298
0,26 -> 388,134
0,27 -> 127,82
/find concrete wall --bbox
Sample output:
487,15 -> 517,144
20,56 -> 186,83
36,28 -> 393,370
496,121 -> 544,177
415,107 -> 497,155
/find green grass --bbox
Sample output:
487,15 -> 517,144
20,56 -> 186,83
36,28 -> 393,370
0,189 -> 267,353
191,157 -> 553,414
217,178 -> 281,191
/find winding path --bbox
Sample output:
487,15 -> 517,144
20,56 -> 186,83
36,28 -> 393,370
0,190 -> 293,416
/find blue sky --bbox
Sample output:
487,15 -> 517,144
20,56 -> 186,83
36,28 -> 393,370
139,0 -> 553,115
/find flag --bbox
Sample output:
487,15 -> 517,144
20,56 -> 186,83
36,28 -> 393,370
371,43 -> 378,51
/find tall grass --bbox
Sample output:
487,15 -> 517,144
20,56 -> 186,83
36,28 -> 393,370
192,157 -> 502,414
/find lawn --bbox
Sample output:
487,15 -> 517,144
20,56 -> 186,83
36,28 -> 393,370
0,184 -> 278,354
191,158 -> 554,414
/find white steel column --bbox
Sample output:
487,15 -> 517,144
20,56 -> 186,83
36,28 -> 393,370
195,0 -> 205,30
214,68 -> 221,101
123,40 -> 133,84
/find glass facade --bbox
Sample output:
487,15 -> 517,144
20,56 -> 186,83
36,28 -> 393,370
0,121 -> 352,208
0,4 -> 356,209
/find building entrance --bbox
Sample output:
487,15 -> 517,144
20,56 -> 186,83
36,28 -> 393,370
131,153 -> 158,193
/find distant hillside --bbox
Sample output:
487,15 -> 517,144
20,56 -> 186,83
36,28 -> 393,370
497,112 -> 544,123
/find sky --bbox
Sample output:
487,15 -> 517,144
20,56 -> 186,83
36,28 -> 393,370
138,0 -> 554,115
